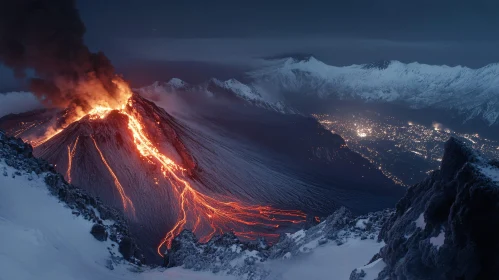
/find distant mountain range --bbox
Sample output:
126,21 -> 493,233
141,57 -> 499,126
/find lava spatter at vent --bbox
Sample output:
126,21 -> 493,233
27,82 -> 307,257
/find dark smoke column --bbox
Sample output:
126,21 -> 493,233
0,0 -> 127,123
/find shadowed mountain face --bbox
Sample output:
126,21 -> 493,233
0,93 -> 403,263
368,138 -> 499,279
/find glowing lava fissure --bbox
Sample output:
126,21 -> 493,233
66,136 -> 79,183
91,135 -> 136,216
31,84 -> 307,257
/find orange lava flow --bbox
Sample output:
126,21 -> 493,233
121,107 -> 307,256
91,135 -> 136,216
66,136 -> 80,183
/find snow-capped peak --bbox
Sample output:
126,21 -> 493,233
137,57 -> 499,125
210,78 -> 263,102
167,78 -> 189,89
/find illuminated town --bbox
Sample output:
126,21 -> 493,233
314,113 -> 499,186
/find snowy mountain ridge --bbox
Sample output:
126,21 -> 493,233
135,78 -> 294,114
367,137 -> 499,279
140,57 -> 499,125
166,207 -> 391,280
248,57 -> 499,125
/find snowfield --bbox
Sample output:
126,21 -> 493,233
264,238 -> 383,280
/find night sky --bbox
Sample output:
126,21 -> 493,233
2,0 -> 499,90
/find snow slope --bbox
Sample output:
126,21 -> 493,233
265,238 -> 383,280
248,57 -> 499,125
135,78 -> 292,114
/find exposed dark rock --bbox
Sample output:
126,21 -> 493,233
350,268 -> 367,280
362,60 -> 392,70
118,237 -> 134,260
371,137 -> 499,280
90,223 -> 108,241
105,259 -> 115,270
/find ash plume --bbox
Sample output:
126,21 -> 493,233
0,0 -> 127,123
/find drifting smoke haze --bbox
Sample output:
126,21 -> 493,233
0,0 -> 129,126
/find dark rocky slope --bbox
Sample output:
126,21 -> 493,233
352,137 -> 499,279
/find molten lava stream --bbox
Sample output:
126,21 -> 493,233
66,136 -> 79,183
121,107 -> 307,256
91,135 -> 136,216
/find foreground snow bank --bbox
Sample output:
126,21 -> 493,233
167,207 -> 391,279
0,162 -> 127,280
265,238 -> 383,280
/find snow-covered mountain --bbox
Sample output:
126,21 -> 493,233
135,78 -> 294,114
143,57 -> 499,126
356,137 -> 499,279
248,57 -> 499,125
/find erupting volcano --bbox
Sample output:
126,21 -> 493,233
26,81 -> 309,256
1,85 -> 404,261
